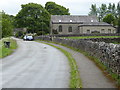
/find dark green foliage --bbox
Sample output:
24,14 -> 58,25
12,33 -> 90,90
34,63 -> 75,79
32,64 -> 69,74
45,2 -> 70,15
117,16 -> 120,33
117,2 -> 120,33
0,12 -> 2,39
118,16 -> 120,27
15,31 -> 24,38
107,3 -> 112,13
117,2 -> 120,16
36,31 -> 45,35
52,29 -> 58,34
1,11 -> 13,38
14,2 -> 70,35
15,3 -> 50,35
98,4 -> 107,21
89,4 -> 98,16
103,14 -> 115,25
89,2 -> 120,28
9,15 -> 16,28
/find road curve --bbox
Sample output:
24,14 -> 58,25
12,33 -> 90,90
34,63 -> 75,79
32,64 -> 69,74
1,39 -> 70,88
47,42 -> 116,88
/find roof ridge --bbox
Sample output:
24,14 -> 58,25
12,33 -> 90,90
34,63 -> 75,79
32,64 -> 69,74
51,15 -> 96,17
51,15 -> 98,22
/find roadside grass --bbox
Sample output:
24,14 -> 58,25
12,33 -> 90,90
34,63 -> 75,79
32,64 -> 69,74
0,38 -> 18,58
53,42 -> 120,87
74,48 -> 120,87
112,42 -> 120,44
37,40 -> 120,88
63,36 -> 120,44
37,41 -> 82,88
63,36 -> 120,39
60,43 -> 120,87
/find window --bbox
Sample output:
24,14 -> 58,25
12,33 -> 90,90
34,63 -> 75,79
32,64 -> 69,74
87,30 -> 90,33
91,31 -> 100,33
101,29 -> 105,33
68,26 -> 72,32
59,25 -> 62,32
108,29 -> 111,33
113,30 -> 115,33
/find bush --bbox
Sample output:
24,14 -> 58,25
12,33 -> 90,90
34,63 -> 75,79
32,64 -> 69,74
15,31 -> 24,38
37,31 -> 45,36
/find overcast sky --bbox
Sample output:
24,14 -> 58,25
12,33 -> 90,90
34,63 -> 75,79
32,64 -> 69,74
0,0 -> 119,16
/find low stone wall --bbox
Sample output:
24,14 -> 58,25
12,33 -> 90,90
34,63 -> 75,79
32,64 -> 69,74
36,36 -> 120,78
48,33 -> 120,37
55,38 -> 120,75
83,38 -> 120,43
35,36 -> 120,43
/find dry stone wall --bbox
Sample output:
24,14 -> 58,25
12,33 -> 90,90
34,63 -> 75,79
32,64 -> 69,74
53,38 -> 120,76
36,36 -> 120,77
48,33 -> 120,37
84,38 -> 120,43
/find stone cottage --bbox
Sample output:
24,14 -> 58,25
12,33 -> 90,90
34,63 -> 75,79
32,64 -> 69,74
50,15 -> 116,34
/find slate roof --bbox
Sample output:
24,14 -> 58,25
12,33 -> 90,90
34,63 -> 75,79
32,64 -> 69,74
51,15 -> 98,24
79,22 -> 112,26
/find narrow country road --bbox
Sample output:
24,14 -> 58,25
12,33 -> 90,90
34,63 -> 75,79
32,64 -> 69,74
1,39 -> 70,88
46,42 -> 116,88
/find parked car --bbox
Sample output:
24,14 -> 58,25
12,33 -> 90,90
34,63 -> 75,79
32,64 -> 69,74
23,35 -> 34,41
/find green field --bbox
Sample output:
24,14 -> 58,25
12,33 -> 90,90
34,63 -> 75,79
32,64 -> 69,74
63,36 -> 120,39
0,38 -> 18,58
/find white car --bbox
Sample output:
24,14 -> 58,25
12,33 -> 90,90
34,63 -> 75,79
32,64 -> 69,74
23,35 -> 33,41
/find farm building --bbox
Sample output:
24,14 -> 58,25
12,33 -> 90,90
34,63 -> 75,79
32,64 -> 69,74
50,15 -> 116,34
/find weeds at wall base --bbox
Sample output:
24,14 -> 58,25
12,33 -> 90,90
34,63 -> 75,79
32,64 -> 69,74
62,44 -> 120,88
36,39 -> 120,88
63,44 -> 120,88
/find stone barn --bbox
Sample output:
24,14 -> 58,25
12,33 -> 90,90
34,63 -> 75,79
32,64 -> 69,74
50,15 -> 116,34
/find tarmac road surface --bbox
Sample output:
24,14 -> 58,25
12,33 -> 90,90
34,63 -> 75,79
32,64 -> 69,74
1,38 -> 70,88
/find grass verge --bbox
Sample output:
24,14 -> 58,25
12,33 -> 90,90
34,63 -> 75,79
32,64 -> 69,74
37,41 -> 82,88
63,36 -> 120,39
51,41 -> 120,87
0,38 -> 18,58
37,40 -> 120,88
112,42 -> 120,44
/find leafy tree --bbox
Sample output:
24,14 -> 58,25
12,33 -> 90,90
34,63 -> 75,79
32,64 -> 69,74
117,16 -> 120,33
15,31 -> 24,38
103,14 -> 115,25
89,4 -> 98,16
15,3 -> 50,35
111,4 -> 116,14
107,3 -> 116,17
117,2 -> 120,17
89,2 -> 119,24
9,15 -> 16,28
36,31 -> 45,35
98,4 -> 107,21
0,12 -> 2,39
117,2 -> 120,33
1,11 -> 13,38
45,2 -> 70,15
107,3 -> 112,13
